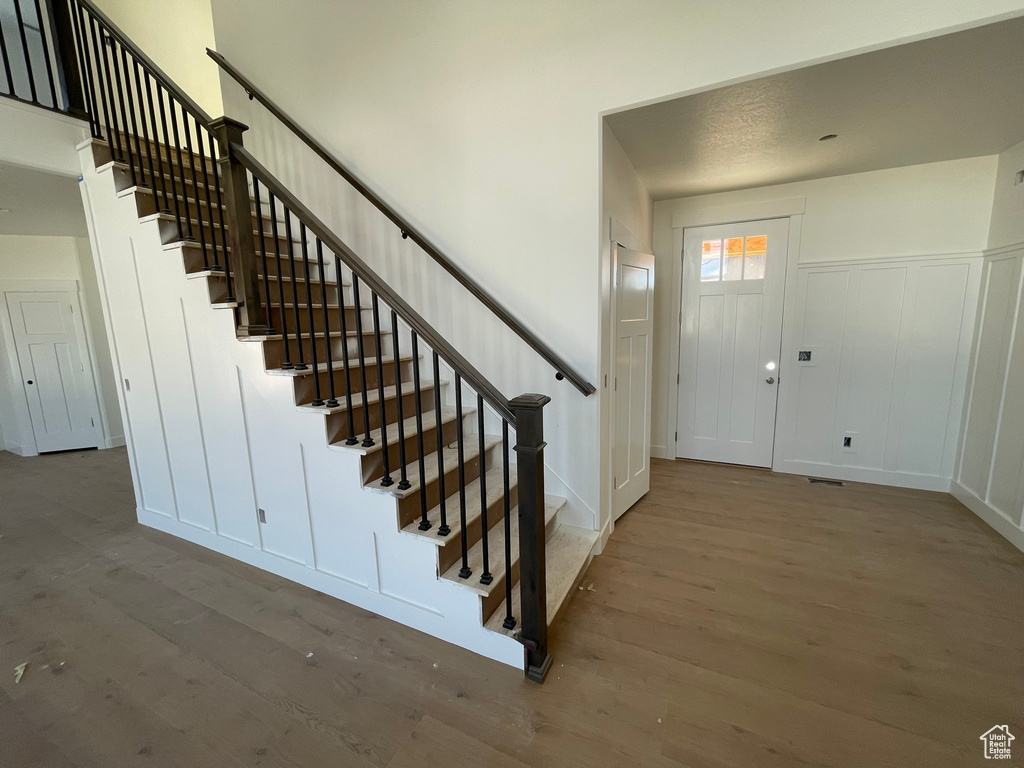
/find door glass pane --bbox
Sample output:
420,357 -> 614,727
700,239 -> 721,281
723,237 -> 744,281
744,235 -> 767,280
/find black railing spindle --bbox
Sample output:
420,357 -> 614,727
208,138 -> 232,294
139,69 -> 167,210
455,375 -> 470,578
91,18 -> 121,161
121,50 -> 146,187
108,36 -> 136,185
0,12 -> 15,95
252,179 -> 273,317
391,311 -> 410,490
195,120 -> 220,271
12,0 -> 38,104
316,240 -> 338,408
412,332 -> 430,529
433,351 -> 449,537
182,108 -> 208,261
30,0 -> 57,107
335,256 -> 357,443
299,223 -> 321,404
167,92 -> 194,243
155,82 -> 183,235
283,210 -> 305,369
351,275 -> 371,445
478,397 -> 492,585
372,294 -> 392,485
70,2 -> 99,136
269,195 -> 291,362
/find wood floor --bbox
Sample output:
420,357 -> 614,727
1,449 -> 1021,767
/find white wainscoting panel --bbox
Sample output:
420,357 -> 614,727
953,244 -> 1024,551
774,254 -> 982,491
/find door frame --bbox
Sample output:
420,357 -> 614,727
665,204 -> 804,464
0,278 -> 104,455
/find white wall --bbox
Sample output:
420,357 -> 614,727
652,157 -> 998,489
90,0 -> 223,117
205,0 -> 1023,529
0,234 -> 123,454
987,139 -> 1024,250
953,141 -> 1024,552
0,99 -> 87,176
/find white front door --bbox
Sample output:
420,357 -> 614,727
7,290 -> 100,453
612,243 -> 655,520
675,219 -> 788,467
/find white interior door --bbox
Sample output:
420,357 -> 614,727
7,290 -> 100,453
676,219 -> 788,467
612,243 -> 655,520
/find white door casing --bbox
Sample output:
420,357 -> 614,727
612,243 -> 655,520
675,218 -> 789,467
7,290 -> 101,453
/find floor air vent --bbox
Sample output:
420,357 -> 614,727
808,477 -> 844,487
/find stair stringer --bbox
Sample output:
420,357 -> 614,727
76,140 -> 524,670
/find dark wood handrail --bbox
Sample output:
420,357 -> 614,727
77,0 -> 213,127
230,142 -> 517,424
207,48 -> 596,397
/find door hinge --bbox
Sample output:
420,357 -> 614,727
678,311 -> 682,325
124,378 -> 131,392
614,376 -> 617,391
677,373 -> 680,385
90,417 -> 94,427
675,431 -> 678,441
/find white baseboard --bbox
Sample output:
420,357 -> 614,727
650,444 -> 669,460
104,435 -> 126,449
772,459 -> 951,493
135,507 -> 523,669
950,481 -> 1024,554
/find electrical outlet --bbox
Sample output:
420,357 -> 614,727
842,433 -> 856,452
843,436 -> 852,448
257,508 -> 267,524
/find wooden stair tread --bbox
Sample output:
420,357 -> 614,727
296,380 -> 440,414
239,329 -> 382,342
186,269 -> 344,288
401,465 -> 509,546
483,524 -> 597,635
329,406 -> 466,456
267,355 -> 407,376
439,496 -> 564,597
366,434 -> 500,498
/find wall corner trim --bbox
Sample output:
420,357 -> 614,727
951,481 -> 1024,554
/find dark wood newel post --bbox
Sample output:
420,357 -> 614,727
47,0 -> 88,121
210,117 -> 267,336
510,393 -> 552,683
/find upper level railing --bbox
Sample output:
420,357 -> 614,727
0,0 -> 76,114
207,48 -> 597,398
42,0 -> 558,682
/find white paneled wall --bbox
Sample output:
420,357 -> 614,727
952,245 -> 1024,551
774,255 -> 982,491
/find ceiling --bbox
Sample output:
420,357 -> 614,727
606,16 -> 1024,200
0,162 -> 87,237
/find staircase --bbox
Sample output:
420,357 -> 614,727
21,0 -> 599,680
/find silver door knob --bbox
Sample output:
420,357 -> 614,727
766,376 -> 775,384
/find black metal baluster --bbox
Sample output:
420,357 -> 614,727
12,0 -> 38,103
208,135 -> 231,295
252,179 -> 273,317
335,256 -> 357,444
135,64 -> 160,204
155,83 -> 183,236
412,333 -> 430,529
268,195 -> 290,366
501,420 -> 515,629
195,121 -> 220,271
455,375 -> 470,578
71,2 -> 99,137
433,352 -> 449,537
300,223 -> 321,404
107,36 -> 136,185
0,11 -> 15,95
391,311 -> 410,490
284,210 -> 305,369
120,52 -> 145,188
351,275 -> 371,445
30,0 -> 57,107
90,17 -> 120,161
372,294 -> 392,485
316,241 -> 338,408
181,107 -> 208,262
478,397 -> 492,585
167,94 -> 195,244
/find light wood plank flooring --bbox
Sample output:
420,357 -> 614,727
1,449 -> 1021,767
